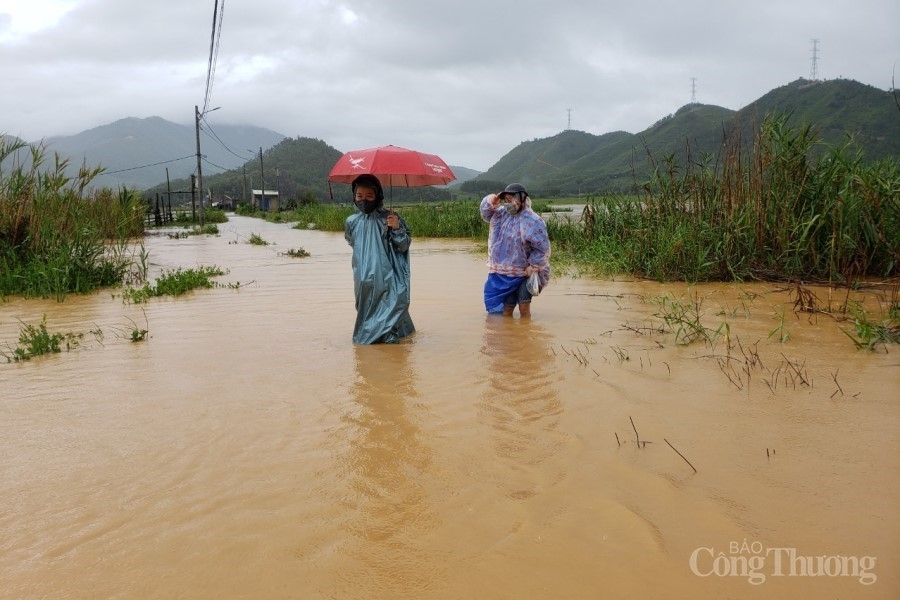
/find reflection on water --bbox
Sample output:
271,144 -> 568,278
479,317 -> 567,499
0,215 -> 897,599
336,344 -> 442,597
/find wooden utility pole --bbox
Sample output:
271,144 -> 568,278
242,166 -> 248,205
190,174 -> 197,223
195,105 -> 205,226
165,168 -> 172,225
259,147 -> 265,211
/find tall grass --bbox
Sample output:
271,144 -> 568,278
277,201 -> 491,238
559,114 -> 900,283
0,138 -> 146,299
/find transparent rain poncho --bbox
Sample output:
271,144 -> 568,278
479,195 -> 551,313
344,207 -> 415,344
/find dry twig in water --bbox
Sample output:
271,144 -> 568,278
665,438 -> 698,473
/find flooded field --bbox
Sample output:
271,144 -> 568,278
1,214 -> 897,599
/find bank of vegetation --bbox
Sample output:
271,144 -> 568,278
251,116 -> 898,287
0,139 -> 145,299
552,115 -> 900,284
3,114 -> 898,302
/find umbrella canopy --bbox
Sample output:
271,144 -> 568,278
328,145 -> 456,187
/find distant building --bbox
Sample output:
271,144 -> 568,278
251,189 -> 280,212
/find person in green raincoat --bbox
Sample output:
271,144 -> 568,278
344,174 -> 415,344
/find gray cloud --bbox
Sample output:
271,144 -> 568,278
2,0 -> 898,171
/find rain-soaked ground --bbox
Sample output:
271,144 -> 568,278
1,214 -> 898,599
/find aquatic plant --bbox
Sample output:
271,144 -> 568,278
651,292 -> 723,346
842,302 -> 900,351
122,266 -> 227,303
0,315 -> 82,362
189,224 -> 219,235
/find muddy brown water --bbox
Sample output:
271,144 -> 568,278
1,214 -> 898,599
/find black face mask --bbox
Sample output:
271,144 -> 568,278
355,199 -> 380,214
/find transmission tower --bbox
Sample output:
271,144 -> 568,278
691,78 -> 697,105
809,39 -> 820,81
567,108 -> 572,130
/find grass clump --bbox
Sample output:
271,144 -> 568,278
1,315 -> 82,362
189,224 -> 219,235
122,265 -> 226,303
651,292 -> 724,346
248,233 -> 269,246
843,303 -> 900,351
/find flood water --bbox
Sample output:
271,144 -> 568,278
1,214 -> 898,599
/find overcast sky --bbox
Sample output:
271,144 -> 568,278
2,0 -> 898,171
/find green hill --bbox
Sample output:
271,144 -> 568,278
733,78 -> 900,162
148,137 -> 458,206
464,78 -> 900,196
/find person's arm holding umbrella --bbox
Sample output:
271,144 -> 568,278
385,210 -> 410,252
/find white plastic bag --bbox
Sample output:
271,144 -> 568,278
526,271 -> 541,296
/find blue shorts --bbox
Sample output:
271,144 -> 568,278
504,279 -> 533,307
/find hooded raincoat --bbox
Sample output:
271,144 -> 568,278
345,206 -> 415,344
480,195 -> 551,313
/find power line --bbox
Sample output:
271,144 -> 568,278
197,0 -> 227,226
202,156 -> 234,172
103,154 -> 196,175
202,0 -> 226,115
199,115 -> 256,161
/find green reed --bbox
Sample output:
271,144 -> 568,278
553,114 -> 900,283
0,139 -> 146,299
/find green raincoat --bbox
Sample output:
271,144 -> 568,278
344,207 -> 415,344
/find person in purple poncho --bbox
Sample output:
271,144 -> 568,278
479,183 -> 551,317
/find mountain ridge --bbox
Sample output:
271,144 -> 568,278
465,78 -> 899,196
30,116 -> 287,190
5,77 -> 896,199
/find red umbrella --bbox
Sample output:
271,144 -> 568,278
328,145 -> 456,187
